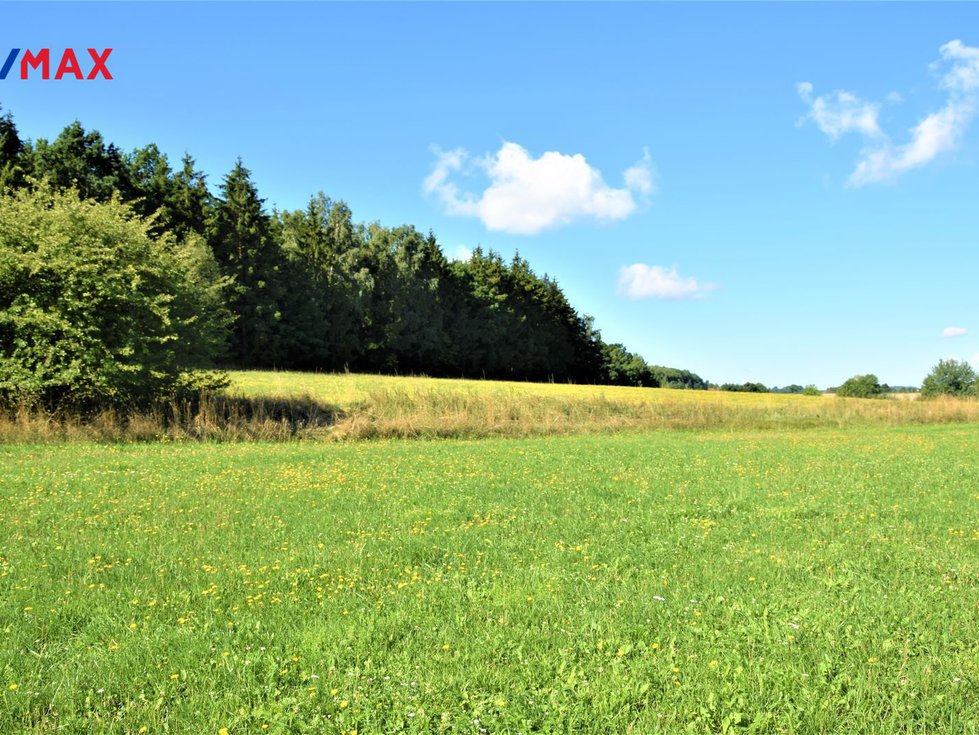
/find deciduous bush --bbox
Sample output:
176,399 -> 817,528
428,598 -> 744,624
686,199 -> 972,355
0,184 -> 231,407
920,359 -> 977,398
835,374 -> 886,399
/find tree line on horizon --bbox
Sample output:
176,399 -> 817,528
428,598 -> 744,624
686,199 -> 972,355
0,107 -> 708,405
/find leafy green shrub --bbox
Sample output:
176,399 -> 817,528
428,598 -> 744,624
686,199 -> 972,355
0,184 -> 231,407
920,359 -> 977,398
835,374 -> 886,399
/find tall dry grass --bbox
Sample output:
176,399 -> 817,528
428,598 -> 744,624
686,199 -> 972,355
0,395 -> 340,443
328,387 -> 979,439
2,383 -> 978,443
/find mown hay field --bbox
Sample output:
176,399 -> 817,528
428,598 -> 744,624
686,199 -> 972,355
3,423 -> 979,733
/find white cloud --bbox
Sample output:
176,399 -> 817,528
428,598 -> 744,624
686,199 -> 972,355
797,82 -> 883,139
448,245 -> 472,262
423,147 -> 476,218
617,264 -> 716,300
849,95 -> 976,185
623,148 -> 655,196
942,326 -> 968,337
424,142 -> 653,235
801,40 -> 979,186
938,39 -> 979,93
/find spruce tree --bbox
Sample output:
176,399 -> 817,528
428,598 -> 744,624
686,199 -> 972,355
0,107 -> 25,191
209,159 -> 285,366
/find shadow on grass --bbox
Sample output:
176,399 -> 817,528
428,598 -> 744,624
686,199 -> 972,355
0,394 -> 346,443
3,386 -> 979,444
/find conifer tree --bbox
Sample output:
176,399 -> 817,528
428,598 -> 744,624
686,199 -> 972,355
209,160 -> 285,366
0,107 -> 24,191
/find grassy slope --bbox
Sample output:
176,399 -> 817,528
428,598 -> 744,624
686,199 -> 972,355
228,370 -> 979,439
3,371 -> 977,443
3,424 -> 979,733
229,370 -> 822,405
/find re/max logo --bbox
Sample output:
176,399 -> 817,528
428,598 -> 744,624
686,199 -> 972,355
0,48 -> 113,80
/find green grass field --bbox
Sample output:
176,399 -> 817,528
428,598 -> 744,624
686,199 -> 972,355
4,421 -> 979,733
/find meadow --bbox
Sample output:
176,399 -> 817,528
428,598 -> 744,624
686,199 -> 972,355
3,422 -> 979,733
3,371 -> 979,443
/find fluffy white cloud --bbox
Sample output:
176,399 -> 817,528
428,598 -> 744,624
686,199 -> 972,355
797,82 -> 883,139
800,40 -> 979,185
424,142 -> 653,235
942,326 -> 968,337
617,264 -> 715,300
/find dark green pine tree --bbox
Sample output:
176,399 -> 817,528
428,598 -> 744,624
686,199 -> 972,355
209,159 -> 286,366
362,224 -> 449,374
451,248 -> 521,378
126,143 -> 174,231
276,193 -> 368,370
169,155 -> 212,242
27,121 -> 133,202
0,107 -> 25,191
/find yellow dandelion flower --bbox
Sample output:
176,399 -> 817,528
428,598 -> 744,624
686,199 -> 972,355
8,683 -> 18,691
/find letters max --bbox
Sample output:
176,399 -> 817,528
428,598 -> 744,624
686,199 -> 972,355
0,48 -> 113,80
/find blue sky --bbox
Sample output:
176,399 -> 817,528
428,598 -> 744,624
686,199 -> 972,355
3,2 -> 979,387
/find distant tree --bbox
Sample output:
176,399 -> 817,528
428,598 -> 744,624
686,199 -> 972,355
920,359 -> 977,398
802,384 -> 821,396
720,382 -> 768,393
835,374 -> 886,399
0,184 -> 230,406
601,343 -> 657,387
650,366 -> 708,390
